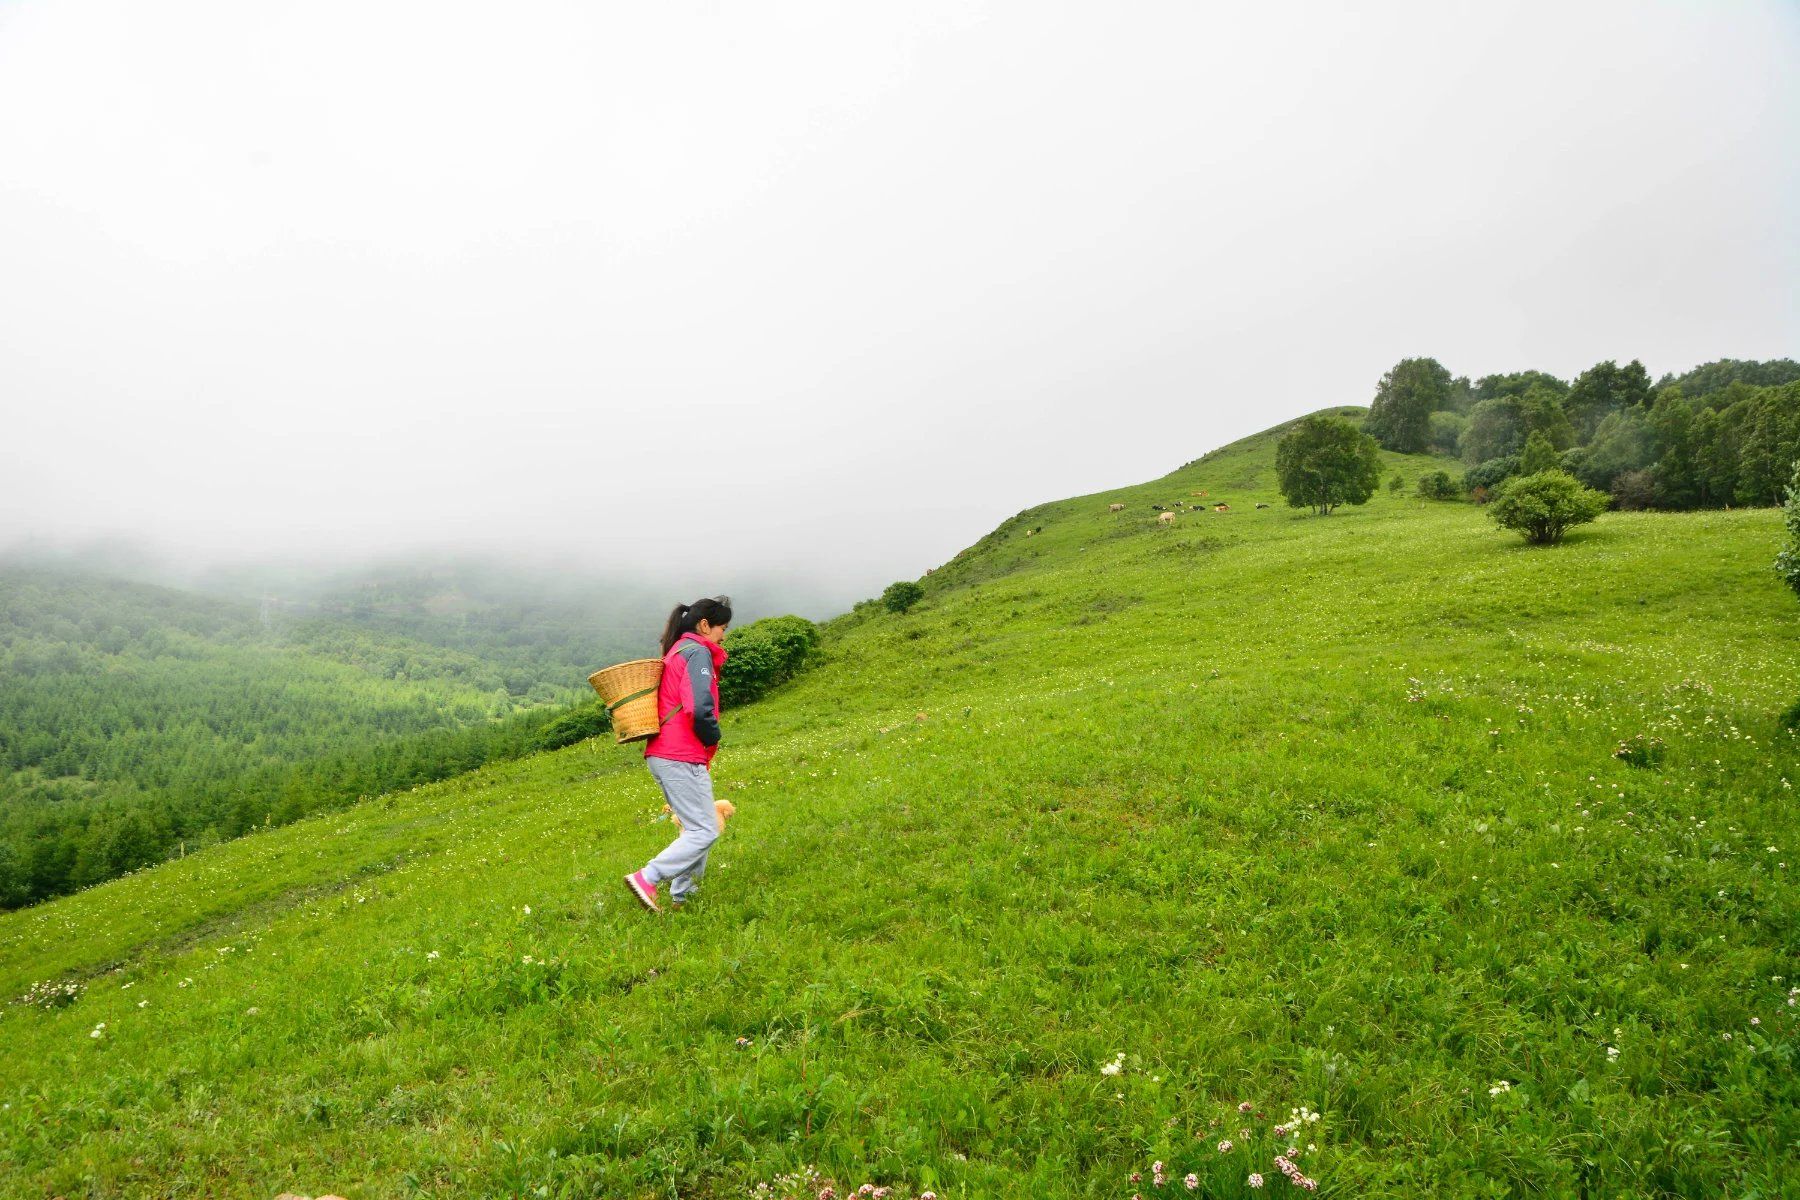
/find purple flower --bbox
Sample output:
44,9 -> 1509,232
1248,1175 -> 1265,1190
1184,1174 -> 1199,1191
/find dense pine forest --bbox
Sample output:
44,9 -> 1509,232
1364,356 -> 1800,508
0,565 -> 633,909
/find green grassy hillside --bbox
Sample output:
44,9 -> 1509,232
3,412 -> 1796,1198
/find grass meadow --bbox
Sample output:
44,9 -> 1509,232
3,414 -> 1798,1198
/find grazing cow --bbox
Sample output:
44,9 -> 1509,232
1158,512 -> 1177,524
1255,503 -> 1271,509
1025,529 -> 1034,537
1152,504 -> 1166,511
1214,503 -> 1230,512
1108,503 -> 1125,512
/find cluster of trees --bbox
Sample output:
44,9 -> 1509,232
1274,400 -> 1627,548
1367,356 -> 1800,509
0,566 -> 818,910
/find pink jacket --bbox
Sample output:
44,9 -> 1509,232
644,631 -> 728,767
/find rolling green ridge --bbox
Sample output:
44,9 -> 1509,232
3,411 -> 1797,1198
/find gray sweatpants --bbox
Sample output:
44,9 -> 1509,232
641,756 -> 718,900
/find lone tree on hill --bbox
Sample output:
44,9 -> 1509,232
1276,414 -> 1383,515
881,580 -> 924,613
1365,357 -> 1452,453
1488,470 -> 1609,545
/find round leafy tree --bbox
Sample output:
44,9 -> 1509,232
1275,414 -> 1383,515
881,580 -> 924,613
1488,470 -> 1609,545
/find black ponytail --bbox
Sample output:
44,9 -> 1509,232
659,595 -> 733,655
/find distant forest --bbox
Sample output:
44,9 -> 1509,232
1363,357 -> 1800,508
0,567 -> 623,910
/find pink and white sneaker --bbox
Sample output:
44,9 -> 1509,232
624,871 -> 662,913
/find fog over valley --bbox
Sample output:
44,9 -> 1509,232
2,0 -> 1796,613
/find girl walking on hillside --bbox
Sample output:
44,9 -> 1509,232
625,596 -> 731,913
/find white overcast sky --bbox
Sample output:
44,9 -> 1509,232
2,0 -> 1796,612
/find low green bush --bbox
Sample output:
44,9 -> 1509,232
1489,469 -> 1610,545
1774,461 -> 1800,599
530,703 -> 611,752
1461,454 -> 1520,495
720,615 -> 820,706
1416,470 -> 1459,500
882,581 -> 925,613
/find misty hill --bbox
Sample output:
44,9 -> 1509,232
187,557 -> 669,696
3,413 -> 1796,1196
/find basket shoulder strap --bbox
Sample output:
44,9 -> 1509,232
604,679 -> 684,727
604,685 -> 658,714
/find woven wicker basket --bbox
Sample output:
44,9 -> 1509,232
588,658 -> 664,744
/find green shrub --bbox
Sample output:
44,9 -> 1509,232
1461,455 -> 1520,495
882,581 -> 925,614
1775,461 -> 1800,600
720,615 -> 820,706
1488,469 -> 1610,545
1416,470 -> 1458,500
530,703 -> 610,752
